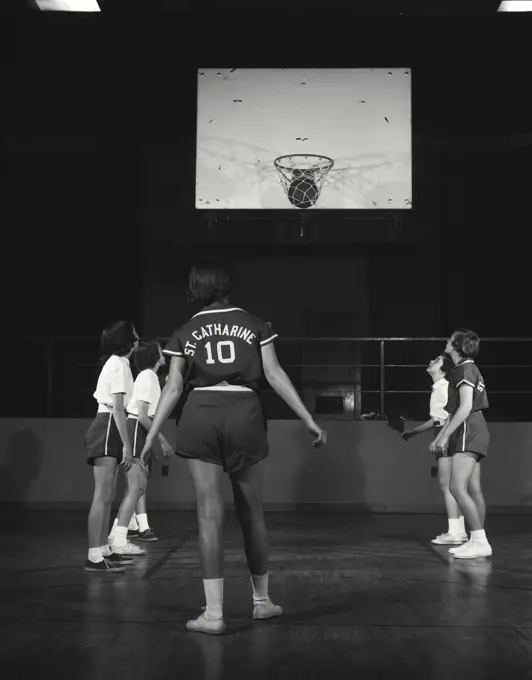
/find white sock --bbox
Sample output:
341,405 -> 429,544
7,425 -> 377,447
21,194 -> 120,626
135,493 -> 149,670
128,513 -> 139,531
136,513 -> 149,532
203,578 -> 224,620
101,544 -> 112,557
88,547 -> 104,563
448,518 -> 461,536
113,525 -> 128,547
471,529 -> 487,543
109,518 -> 118,539
458,516 -> 466,535
250,573 -> 269,605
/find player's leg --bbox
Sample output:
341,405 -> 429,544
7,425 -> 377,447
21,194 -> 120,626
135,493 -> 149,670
431,455 -> 467,544
110,418 -> 147,555
449,453 -> 491,558
186,458 -> 226,634
467,460 -> 486,527
230,460 -> 282,620
135,469 -> 158,542
231,460 -> 268,574
109,476 -> 139,541
86,457 -> 124,572
99,465 -> 118,553
111,462 -> 148,556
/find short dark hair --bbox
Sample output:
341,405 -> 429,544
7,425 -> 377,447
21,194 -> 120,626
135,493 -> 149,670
451,328 -> 480,359
100,320 -> 137,365
440,353 -> 454,378
134,341 -> 161,372
187,259 -> 234,305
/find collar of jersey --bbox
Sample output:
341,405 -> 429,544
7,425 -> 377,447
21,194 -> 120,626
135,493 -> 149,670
454,358 -> 474,368
191,305 -> 245,319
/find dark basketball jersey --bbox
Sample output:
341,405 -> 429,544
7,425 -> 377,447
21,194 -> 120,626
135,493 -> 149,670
445,359 -> 489,415
163,303 -> 278,390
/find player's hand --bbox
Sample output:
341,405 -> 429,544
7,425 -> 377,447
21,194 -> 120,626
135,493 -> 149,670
120,447 -> 133,471
435,435 -> 449,452
402,430 -> 416,442
160,438 -> 174,459
140,438 -> 153,467
429,438 -> 441,453
308,421 -> 327,447
139,457 -> 150,477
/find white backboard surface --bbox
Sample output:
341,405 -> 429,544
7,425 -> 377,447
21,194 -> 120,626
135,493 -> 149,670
196,68 -> 412,210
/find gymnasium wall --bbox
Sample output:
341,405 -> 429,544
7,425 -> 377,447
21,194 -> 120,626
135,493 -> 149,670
2,418 -> 532,513
140,255 -> 370,340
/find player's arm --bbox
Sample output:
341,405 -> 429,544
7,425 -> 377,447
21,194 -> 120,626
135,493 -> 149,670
111,392 -> 132,452
439,385 -> 473,439
144,356 -> 187,448
261,342 -> 317,428
136,401 -> 172,454
136,401 -> 152,433
405,418 -> 435,436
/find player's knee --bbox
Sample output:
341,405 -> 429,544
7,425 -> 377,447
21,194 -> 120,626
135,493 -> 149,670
467,478 -> 480,496
438,476 -> 450,494
469,487 -> 483,503
95,480 -> 115,504
197,495 -> 224,522
449,480 -> 467,498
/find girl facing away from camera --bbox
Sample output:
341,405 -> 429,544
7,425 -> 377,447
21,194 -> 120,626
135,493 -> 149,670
108,341 -> 174,552
429,329 -> 491,559
84,320 -> 139,573
140,259 -> 327,635
402,353 -> 468,545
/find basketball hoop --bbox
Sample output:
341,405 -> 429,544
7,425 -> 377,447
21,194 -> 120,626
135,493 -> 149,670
274,154 -> 334,209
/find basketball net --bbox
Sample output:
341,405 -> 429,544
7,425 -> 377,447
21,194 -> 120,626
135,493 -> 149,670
274,154 -> 334,209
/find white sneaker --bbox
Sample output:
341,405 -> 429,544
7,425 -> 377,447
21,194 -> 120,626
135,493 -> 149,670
110,540 -> 146,556
431,532 -> 464,545
186,612 -> 226,635
253,599 -> 283,620
460,533 -> 468,541
451,540 -> 492,559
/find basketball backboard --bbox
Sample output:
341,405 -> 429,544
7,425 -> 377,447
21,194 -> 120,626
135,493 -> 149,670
196,68 -> 412,210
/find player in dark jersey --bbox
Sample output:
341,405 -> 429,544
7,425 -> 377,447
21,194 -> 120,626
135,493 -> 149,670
140,259 -> 326,635
429,329 -> 491,559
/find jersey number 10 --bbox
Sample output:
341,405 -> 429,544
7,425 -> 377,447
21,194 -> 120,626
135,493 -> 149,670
205,340 -> 236,364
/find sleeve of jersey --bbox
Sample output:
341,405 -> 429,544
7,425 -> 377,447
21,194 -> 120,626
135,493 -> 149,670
455,364 -> 477,390
163,330 -> 185,358
136,372 -> 155,404
109,357 -> 129,394
258,320 -> 279,347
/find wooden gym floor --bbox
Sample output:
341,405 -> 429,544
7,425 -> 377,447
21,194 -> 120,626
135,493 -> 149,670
2,510 -> 532,679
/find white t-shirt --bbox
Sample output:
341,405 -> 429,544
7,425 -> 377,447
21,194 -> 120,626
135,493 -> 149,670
93,355 -> 134,413
127,369 -> 161,418
430,378 -> 449,426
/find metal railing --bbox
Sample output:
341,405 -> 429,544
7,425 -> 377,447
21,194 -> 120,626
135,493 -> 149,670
4,337 -> 532,421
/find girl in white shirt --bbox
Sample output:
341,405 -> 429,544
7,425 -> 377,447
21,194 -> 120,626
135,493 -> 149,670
109,342 -> 173,552
84,320 -> 139,573
402,354 -> 467,545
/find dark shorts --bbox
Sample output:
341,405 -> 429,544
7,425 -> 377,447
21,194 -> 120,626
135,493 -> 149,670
433,424 -> 446,460
448,410 -> 489,460
85,412 -> 122,465
126,417 -> 153,472
174,389 -> 269,474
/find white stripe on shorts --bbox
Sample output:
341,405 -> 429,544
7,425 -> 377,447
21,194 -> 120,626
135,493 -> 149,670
104,413 -> 112,457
